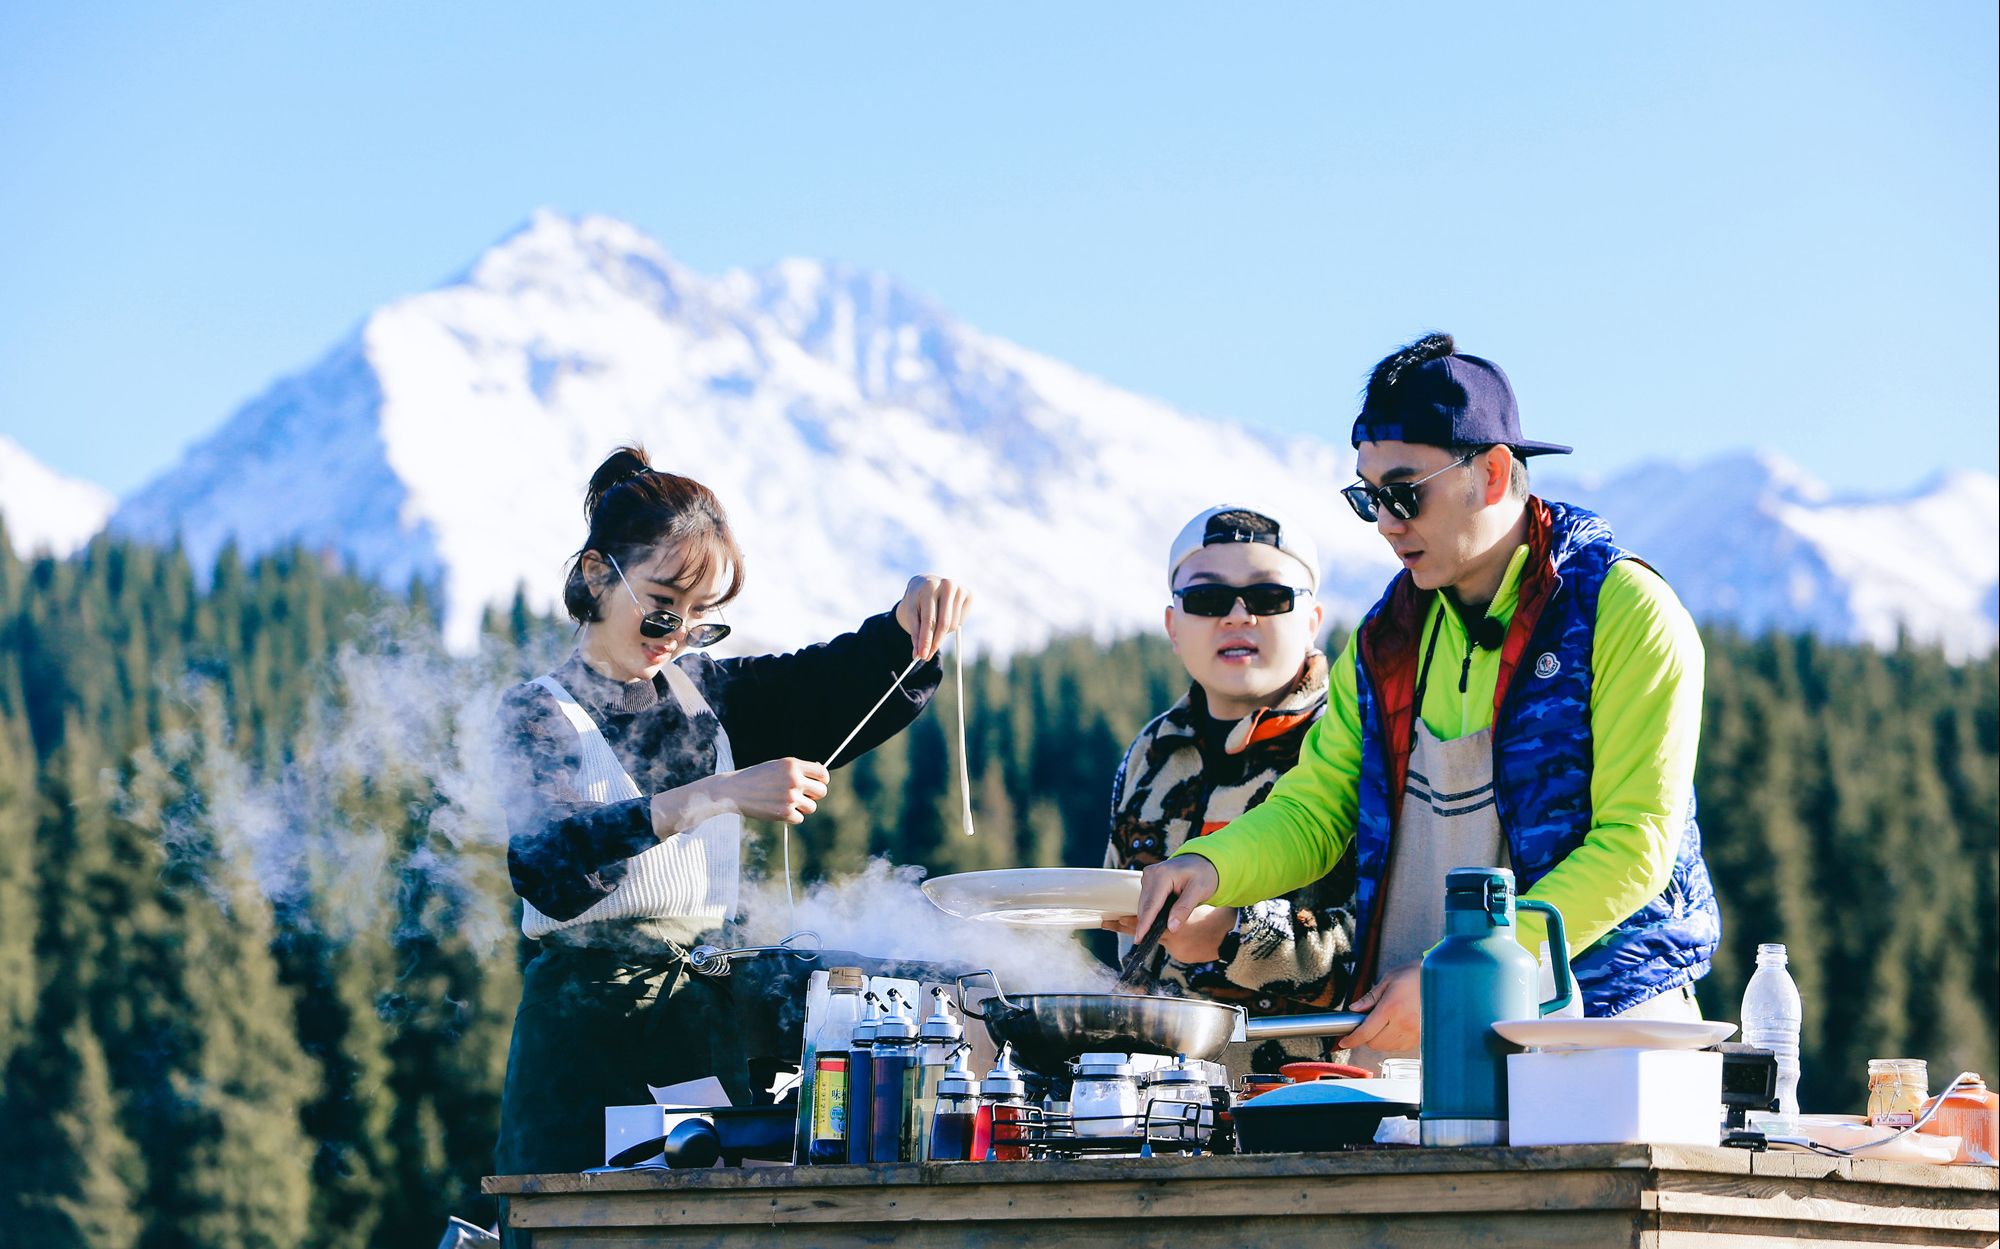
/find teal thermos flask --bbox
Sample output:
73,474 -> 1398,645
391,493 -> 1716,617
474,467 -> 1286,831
1419,866 -> 1572,1146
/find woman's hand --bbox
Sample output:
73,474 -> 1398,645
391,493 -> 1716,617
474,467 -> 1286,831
1104,904 -> 1240,964
653,759 -> 830,836
895,574 -> 973,662
1343,961 -> 1422,1054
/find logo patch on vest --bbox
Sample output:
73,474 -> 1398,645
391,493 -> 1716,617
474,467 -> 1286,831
1534,652 -> 1560,679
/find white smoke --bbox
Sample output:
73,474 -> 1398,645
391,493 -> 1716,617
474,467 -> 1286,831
111,613 -> 1119,1002
108,613 -> 534,958
733,857 -> 1118,996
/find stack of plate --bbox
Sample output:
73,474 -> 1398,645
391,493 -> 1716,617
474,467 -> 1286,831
921,868 -> 1143,927
1490,1018 -> 1738,1051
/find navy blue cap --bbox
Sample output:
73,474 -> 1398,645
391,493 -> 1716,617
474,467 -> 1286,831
1350,353 -> 1571,457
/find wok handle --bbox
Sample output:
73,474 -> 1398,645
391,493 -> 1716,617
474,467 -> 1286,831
954,969 -> 1010,1020
1242,1011 -> 1367,1041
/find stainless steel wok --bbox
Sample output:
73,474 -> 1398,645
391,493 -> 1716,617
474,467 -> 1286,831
958,970 -> 1364,1074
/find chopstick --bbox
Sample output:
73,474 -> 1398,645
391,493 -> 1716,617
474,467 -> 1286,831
1116,899 -> 1176,990
823,654 -> 927,769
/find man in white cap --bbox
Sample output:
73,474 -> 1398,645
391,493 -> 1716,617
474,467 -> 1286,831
1103,505 -> 1358,1069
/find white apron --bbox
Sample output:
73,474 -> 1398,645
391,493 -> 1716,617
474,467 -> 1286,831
517,662 -> 742,941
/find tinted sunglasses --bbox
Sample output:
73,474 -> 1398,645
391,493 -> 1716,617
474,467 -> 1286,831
606,555 -> 732,648
1341,452 -> 1478,522
1172,582 -> 1307,617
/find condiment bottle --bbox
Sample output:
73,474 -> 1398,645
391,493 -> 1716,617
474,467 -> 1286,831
912,989 -> 963,1162
804,967 -> 868,1165
970,1043 -> 1030,1161
844,992 -> 883,1164
927,1044 -> 979,1161
1867,1058 -> 1929,1130
1919,1073 -> 1997,1164
868,992 -> 920,1164
1071,1052 -> 1142,1138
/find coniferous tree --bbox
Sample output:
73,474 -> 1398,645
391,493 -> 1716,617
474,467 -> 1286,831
110,691 -> 319,1249
0,708 -> 37,1077
0,1004 -> 144,1249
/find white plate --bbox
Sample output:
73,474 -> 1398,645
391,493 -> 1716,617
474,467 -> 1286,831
1490,1017 -> 1738,1051
920,868 -> 1144,927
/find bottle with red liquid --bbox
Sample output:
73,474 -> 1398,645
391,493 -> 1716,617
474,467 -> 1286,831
969,1043 -> 1030,1161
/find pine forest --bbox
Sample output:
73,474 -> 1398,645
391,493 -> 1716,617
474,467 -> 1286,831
0,532 -> 1994,1247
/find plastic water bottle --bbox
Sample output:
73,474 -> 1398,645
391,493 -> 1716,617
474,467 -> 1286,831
1740,943 -> 1803,1115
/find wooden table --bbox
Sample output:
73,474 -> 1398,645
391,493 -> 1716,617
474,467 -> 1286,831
485,1143 -> 1999,1248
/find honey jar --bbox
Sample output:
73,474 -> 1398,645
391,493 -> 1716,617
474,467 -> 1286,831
1866,1058 -> 1929,1129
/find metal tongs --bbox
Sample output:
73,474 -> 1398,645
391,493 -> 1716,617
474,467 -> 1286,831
686,930 -> 823,977
1116,904 -> 1175,990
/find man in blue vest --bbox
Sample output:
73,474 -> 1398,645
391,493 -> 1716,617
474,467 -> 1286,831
1132,332 -> 1720,1057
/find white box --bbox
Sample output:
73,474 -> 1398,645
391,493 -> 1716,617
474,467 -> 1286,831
1506,1048 -> 1722,1147
603,1104 -> 709,1167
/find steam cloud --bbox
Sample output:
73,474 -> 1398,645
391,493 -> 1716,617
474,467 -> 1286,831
734,858 -> 1118,996
109,614 -> 1114,1003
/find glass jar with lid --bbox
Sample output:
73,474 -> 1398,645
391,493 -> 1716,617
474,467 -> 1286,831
1867,1058 -> 1929,1129
1071,1053 -> 1142,1138
1144,1053 -> 1216,1144
1379,1057 -> 1423,1095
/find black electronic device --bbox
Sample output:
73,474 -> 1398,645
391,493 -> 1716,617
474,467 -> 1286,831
1712,1042 -> 1780,1130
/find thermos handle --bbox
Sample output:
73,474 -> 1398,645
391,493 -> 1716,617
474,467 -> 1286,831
1517,899 -> 1573,1017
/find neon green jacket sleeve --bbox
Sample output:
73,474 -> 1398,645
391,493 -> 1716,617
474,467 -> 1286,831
1178,561 -> 1705,959
1178,631 -> 1365,905
1514,562 -> 1704,955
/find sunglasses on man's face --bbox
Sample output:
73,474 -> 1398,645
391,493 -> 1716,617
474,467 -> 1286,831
1341,452 -> 1479,522
1172,582 -> 1307,618
606,555 -> 733,648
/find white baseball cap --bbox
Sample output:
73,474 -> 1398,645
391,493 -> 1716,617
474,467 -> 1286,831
1168,505 -> 1321,593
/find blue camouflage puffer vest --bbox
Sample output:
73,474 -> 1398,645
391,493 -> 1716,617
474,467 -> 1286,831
1349,499 -> 1720,1016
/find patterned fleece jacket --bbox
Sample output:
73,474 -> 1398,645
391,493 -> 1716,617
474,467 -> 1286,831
1104,652 -> 1358,1023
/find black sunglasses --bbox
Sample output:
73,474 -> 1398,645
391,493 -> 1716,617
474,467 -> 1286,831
1341,452 -> 1478,522
606,555 -> 732,648
1172,582 -> 1307,618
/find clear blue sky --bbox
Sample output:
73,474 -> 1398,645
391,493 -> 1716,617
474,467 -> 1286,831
2,3 -> 1994,497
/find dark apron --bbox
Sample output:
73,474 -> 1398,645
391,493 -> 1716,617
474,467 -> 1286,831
494,940 -> 752,1177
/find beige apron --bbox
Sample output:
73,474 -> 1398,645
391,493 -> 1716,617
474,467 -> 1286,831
1354,614 -> 1699,1066
1353,719 -> 1509,1064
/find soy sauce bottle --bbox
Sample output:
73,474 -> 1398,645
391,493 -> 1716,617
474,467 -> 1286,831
804,967 -> 867,1165
844,992 -> 883,1164
868,993 -> 920,1163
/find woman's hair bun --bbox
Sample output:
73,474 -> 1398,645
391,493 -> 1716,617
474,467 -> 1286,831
564,443 -> 745,626
584,445 -> 653,521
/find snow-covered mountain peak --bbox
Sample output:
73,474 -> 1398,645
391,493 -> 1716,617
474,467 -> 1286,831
0,436 -> 117,558
458,210 -> 700,321
1545,453 -> 1997,657
102,213 -> 1998,659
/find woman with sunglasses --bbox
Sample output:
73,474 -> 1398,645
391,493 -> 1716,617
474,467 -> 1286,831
493,445 -> 970,1181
